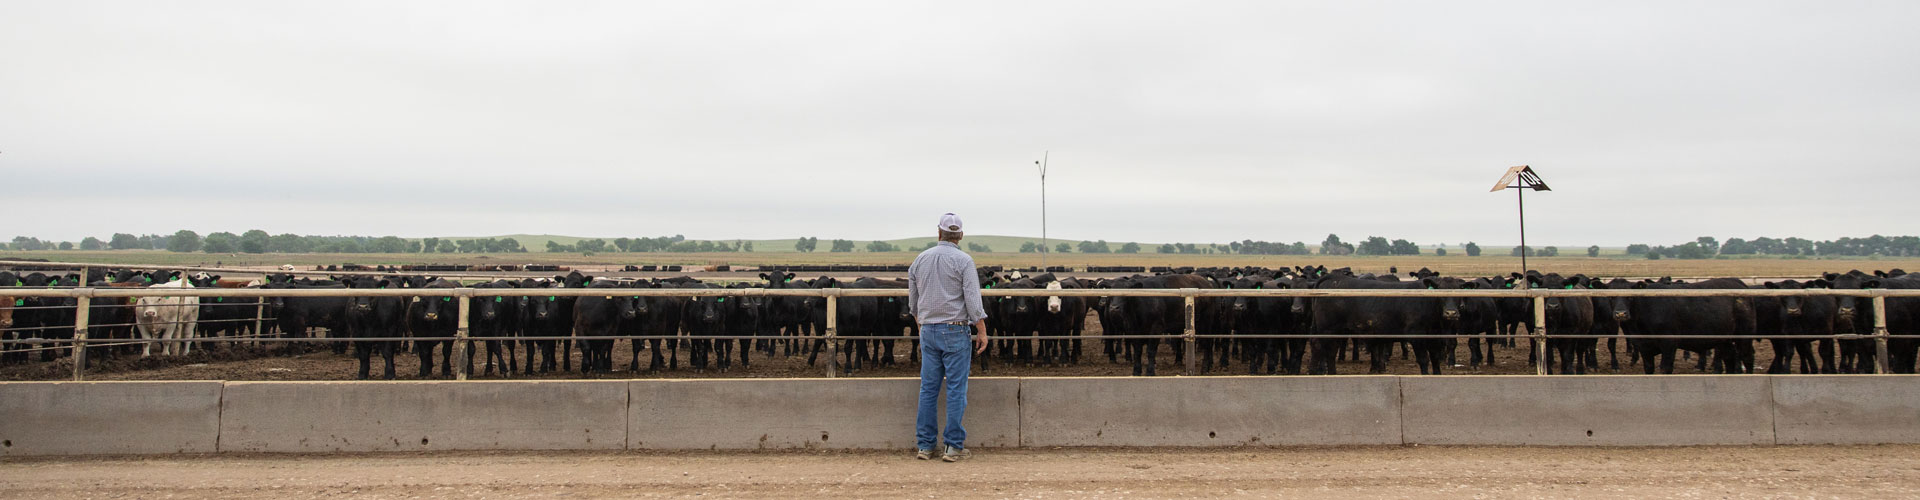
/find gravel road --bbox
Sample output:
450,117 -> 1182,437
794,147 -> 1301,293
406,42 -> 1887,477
6,446 -> 1918,499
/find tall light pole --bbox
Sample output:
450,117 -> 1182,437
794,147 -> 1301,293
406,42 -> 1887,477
1035,152 -> 1048,271
1490,165 -> 1551,277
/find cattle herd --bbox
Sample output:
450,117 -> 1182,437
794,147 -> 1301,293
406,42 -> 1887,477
0,265 -> 1915,379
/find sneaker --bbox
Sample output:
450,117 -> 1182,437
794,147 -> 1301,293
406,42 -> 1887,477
915,448 -> 934,460
941,445 -> 972,462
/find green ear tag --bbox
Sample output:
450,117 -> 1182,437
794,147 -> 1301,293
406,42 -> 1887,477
548,296 -> 556,301
216,297 -> 224,302
143,277 -> 151,283
495,297 -> 503,303
718,297 -> 726,303
1564,285 -> 1574,290
106,276 -> 115,283
443,297 -> 452,302
13,299 -> 23,306
785,278 -> 794,282
984,284 -> 993,289
1504,283 -> 1514,289
171,276 -> 180,282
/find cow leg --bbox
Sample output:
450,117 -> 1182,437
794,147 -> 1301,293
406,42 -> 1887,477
418,341 -> 436,378
1818,339 -> 1837,374
1607,337 -> 1619,370
1767,339 -> 1792,374
355,342 -> 372,380
1793,341 -> 1817,374
381,339 -> 397,380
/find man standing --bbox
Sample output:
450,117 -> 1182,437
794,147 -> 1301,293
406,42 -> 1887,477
908,212 -> 989,462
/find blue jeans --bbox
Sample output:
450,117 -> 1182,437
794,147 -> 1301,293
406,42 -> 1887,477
916,323 -> 972,451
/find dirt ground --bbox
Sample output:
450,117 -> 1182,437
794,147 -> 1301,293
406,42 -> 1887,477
0,317 -> 1789,381
5,446 -> 1918,498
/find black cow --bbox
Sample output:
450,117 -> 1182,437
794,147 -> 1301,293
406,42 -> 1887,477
759,271 -> 811,357
469,280 -> 520,376
1307,274 -> 1453,375
341,276 -> 405,380
720,282 -> 762,370
680,283 -> 729,371
632,279 -> 688,371
863,278 -> 914,367
1618,278 -> 1755,374
1452,277 -> 1504,368
993,277 -> 1041,366
404,277 -> 459,378
185,274 -> 258,352
518,278 -> 566,374
261,275 -> 348,354
1529,273 -> 1596,374
1103,274 -> 1210,376
574,281 -> 635,374
1759,280 -> 1837,374
1227,277 -> 1285,374
1827,271 -> 1920,373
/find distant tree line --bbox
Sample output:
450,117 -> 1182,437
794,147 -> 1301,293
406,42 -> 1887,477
1629,235 -> 1920,260
10,231 -> 1917,259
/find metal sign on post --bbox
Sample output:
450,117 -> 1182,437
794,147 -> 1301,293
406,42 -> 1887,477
1491,165 -> 1551,276
1035,151 -> 1049,271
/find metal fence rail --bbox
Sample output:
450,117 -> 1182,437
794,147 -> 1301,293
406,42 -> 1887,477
2,286 -> 1913,380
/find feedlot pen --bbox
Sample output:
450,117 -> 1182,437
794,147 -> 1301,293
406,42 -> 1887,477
1,284 -> 1914,381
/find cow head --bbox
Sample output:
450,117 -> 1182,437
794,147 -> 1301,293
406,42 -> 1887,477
344,277 -> 391,312
761,271 -> 795,287
1424,277 -> 1463,321
1827,271 -> 1872,321
1045,281 -> 1063,314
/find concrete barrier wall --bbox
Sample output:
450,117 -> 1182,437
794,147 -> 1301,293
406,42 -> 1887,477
630,378 -> 1019,449
220,381 -> 628,452
1020,376 -> 1401,446
1772,376 -> 1920,445
7,376 -> 1920,454
1401,376 -> 1776,445
0,381 -> 222,456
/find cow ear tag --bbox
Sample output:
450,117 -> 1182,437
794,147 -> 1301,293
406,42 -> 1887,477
495,297 -> 503,303
1564,285 -> 1574,290
984,283 -> 993,289
13,299 -> 22,306
718,297 -> 726,303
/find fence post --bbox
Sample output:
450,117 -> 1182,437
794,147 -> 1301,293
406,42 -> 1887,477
71,292 -> 91,381
1873,293 -> 1891,375
455,289 -> 471,381
824,290 -> 839,378
1182,290 -> 1198,376
1532,292 -> 1548,376
253,300 -> 267,347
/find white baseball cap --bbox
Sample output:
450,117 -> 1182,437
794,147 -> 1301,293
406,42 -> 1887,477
936,213 -> 963,232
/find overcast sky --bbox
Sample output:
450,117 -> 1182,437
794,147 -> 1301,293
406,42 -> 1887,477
4,1 -> 1914,247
